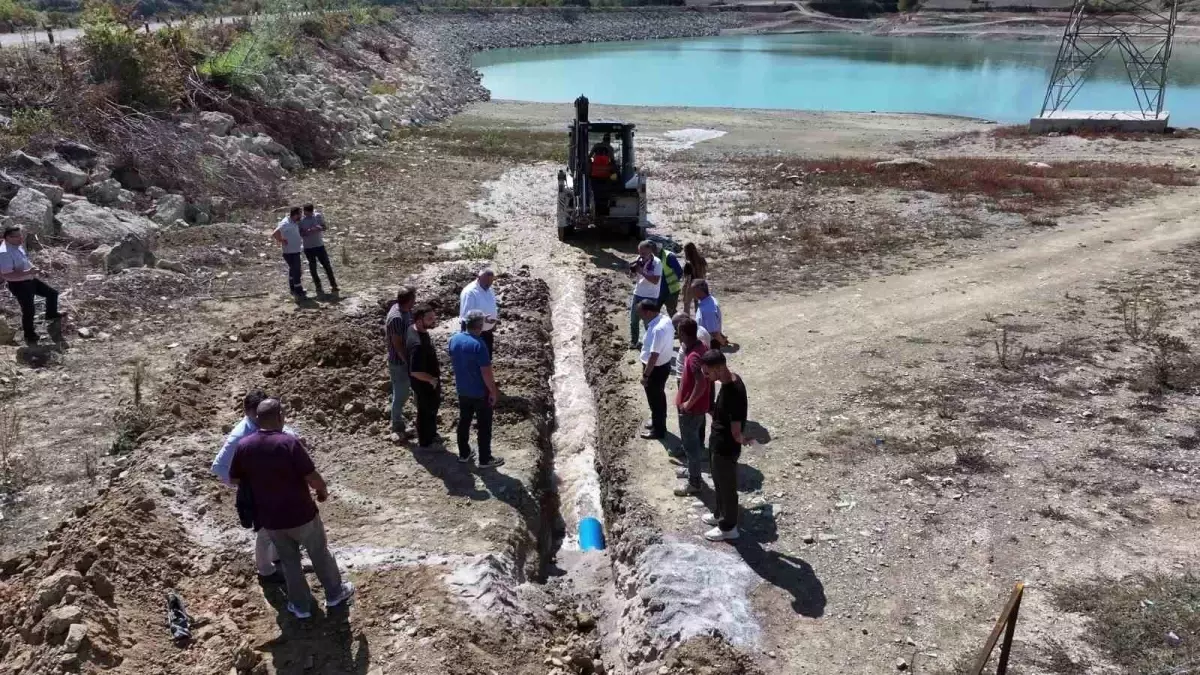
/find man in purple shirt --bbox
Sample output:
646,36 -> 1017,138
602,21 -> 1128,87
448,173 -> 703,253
230,399 -> 354,619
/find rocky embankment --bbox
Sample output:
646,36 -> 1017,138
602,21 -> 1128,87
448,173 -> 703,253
0,9 -> 746,289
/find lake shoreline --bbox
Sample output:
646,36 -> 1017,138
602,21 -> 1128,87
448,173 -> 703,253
450,99 -> 995,158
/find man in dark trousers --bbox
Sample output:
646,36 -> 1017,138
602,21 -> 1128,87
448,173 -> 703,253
673,317 -> 710,497
638,298 -> 674,440
385,287 -> 416,441
230,399 -> 354,619
300,204 -> 338,297
272,207 -> 306,299
0,226 -> 65,345
407,304 -> 441,450
448,310 -> 504,468
699,350 -> 748,542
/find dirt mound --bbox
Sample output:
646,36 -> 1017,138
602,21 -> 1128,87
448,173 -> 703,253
0,484 -> 258,675
155,264 -> 552,440
665,636 -> 765,675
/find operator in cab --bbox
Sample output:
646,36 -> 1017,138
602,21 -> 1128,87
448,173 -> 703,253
590,133 -> 616,180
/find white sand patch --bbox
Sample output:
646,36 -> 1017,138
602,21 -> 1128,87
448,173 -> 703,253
663,128 -> 727,147
634,541 -> 762,647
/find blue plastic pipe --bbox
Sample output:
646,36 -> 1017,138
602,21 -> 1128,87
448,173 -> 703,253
578,516 -> 606,551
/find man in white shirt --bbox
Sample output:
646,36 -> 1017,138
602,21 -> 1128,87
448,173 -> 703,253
628,240 -> 662,349
210,389 -> 300,584
272,207 -> 306,299
0,226 -> 64,345
638,298 -> 675,440
459,268 -> 499,355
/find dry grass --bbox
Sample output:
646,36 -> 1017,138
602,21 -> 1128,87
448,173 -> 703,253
1115,286 -> 1169,343
394,126 -> 567,164
1052,572 -> 1200,674
746,156 -> 1195,216
111,358 -> 155,455
0,381 -> 35,490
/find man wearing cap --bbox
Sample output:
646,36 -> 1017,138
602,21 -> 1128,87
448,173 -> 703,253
459,269 -> 499,355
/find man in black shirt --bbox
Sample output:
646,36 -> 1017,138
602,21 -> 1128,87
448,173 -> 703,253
700,350 -> 748,542
407,304 -> 442,450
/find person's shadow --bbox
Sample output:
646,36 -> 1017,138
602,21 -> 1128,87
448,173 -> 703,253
732,510 -> 826,618
410,443 -> 490,501
258,583 -> 371,674
743,421 -> 772,446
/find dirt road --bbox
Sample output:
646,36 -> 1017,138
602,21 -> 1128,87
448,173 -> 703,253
459,102 -> 1200,673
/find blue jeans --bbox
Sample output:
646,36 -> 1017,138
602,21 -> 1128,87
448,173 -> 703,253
678,412 -> 707,487
630,294 -> 656,344
389,361 -> 411,433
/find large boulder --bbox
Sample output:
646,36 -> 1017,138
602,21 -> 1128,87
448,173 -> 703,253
44,605 -> 83,635
6,188 -> 55,239
198,111 -> 236,136
43,157 -> 89,190
28,181 -> 63,207
34,570 -> 83,610
54,140 -> 100,169
84,179 -> 122,206
64,623 -> 88,652
90,233 -> 156,273
55,200 -> 158,248
0,172 -> 22,207
7,151 -> 43,171
112,166 -> 148,191
152,194 -> 187,225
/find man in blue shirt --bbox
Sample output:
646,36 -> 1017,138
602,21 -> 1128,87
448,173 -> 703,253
211,390 -> 298,583
448,310 -> 504,468
692,279 -> 728,349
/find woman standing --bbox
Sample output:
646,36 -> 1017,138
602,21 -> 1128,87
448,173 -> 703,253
681,242 -> 708,314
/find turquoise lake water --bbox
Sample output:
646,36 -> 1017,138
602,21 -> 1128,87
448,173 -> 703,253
473,33 -> 1200,126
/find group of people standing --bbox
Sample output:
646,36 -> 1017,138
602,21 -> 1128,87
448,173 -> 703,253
385,269 -> 505,468
208,269 -> 508,620
631,241 -> 749,543
273,204 -> 339,299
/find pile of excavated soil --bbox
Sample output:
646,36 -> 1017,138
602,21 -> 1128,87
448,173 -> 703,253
0,264 -> 568,675
0,483 -> 262,675
156,265 -> 552,439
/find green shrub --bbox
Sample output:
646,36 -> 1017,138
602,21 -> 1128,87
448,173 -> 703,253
0,0 -> 38,30
79,1 -> 187,109
369,80 -> 397,96
9,108 -> 55,137
198,33 -> 270,91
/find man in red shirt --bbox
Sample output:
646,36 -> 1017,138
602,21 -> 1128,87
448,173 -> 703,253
230,399 -> 354,619
673,317 -> 711,497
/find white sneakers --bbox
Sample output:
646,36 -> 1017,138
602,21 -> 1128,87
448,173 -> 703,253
327,582 -> 356,608
700,514 -> 739,541
286,603 -> 312,619
286,582 -> 355,620
704,526 -> 740,542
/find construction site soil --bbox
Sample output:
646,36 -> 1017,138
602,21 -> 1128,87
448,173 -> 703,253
0,263 -> 577,675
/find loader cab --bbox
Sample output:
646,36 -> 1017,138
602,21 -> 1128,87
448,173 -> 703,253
558,95 -> 648,241
570,123 -> 636,184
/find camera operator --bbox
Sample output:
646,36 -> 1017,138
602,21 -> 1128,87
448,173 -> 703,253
628,240 -> 662,349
